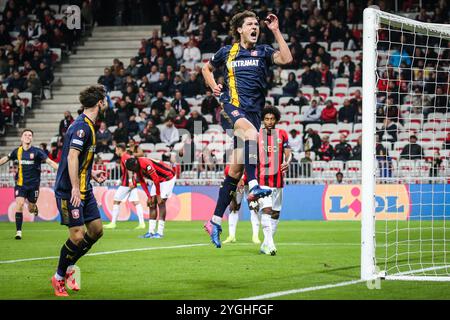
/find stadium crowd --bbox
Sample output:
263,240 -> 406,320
0,0 -> 94,135
41,0 -> 450,181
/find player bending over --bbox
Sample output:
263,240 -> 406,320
257,106 -> 291,255
222,165 -> 261,244
51,85 -> 108,297
202,11 -> 292,248
125,157 -> 176,238
104,143 -> 146,230
0,129 -> 58,240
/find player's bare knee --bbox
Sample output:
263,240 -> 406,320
262,207 -> 271,215
15,199 -> 25,212
228,165 -> 244,179
272,211 -> 280,220
70,228 -> 85,245
113,200 -> 120,205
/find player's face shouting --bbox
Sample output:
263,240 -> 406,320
240,17 -> 259,45
21,131 -> 33,145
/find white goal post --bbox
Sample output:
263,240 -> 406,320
361,7 -> 450,281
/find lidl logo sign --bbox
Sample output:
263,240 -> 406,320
322,185 -> 410,221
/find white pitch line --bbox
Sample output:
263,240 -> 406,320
0,243 -> 208,264
238,279 -> 365,300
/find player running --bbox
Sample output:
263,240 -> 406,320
202,11 -> 293,248
51,85 -> 108,297
125,157 -> 176,239
257,106 -> 292,256
104,143 -> 146,230
222,165 -> 261,244
0,129 -> 58,240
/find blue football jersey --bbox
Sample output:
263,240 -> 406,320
209,43 -> 275,113
54,113 -> 97,199
8,146 -> 48,188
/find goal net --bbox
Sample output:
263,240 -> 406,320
361,7 -> 450,281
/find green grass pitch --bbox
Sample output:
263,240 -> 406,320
0,221 -> 449,300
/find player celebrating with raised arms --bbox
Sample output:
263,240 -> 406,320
202,11 -> 292,248
51,85 -> 109,297
125,157 -> 176,239
257,106 -> 292,256
104,143 -> 146,230
0,129 -> 58,240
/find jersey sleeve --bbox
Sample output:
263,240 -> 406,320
209,46 -> 228,69
37,148 -> 48,162
263,44 -> 276,65
281,130 -> 290,149
8,148 -> 18,161
69,123 -> 90,152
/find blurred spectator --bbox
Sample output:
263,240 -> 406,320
171,90 -> 190,114
183,39 -> 201,67
183,73 -> 203,97
113,121 -> 129,144
135,87 -> 151,109
48,142 -> 62,163
200,30 -> 222,53
96,121 -> 113,153
301,65 -> 320,88
147,64 -> 160,83
138,57 -> 151,78
318,64 -> 333,88
400,135 -> 423,160
339,99 -> 357,123
128,138 -> 145,157
59,111 -> 74,137
24,70 -> 42,98
172,39 -> 184,64
302,100 -> 321,124
334,134 -> 352,161
127,115 -> 140,138
201,88 -> 220,122
300,150 -> 313,177
151,91 -> 167,115
351,136 -> 362,160
288,129 -> 303,153
303,128 -> 321,152
187,110 -> 209,135
282,72 -> 299,97
174,109 -> 189,129
38,62 -> 54,87
40,143 -> 49,156
126,58 -> 139,78
7,71 -> 25,92
288,90 -> 309,109
97,68 -> 114,91
338,55 -> 355,79
140,120 -> 161,144
321,100 -> 338,123
336,171 -> 344,184
310,89 -> 324,104
160,118 -> 180,147
152,73 -> 169,96
317,135 -> 334,161
428,150 -> 442,182
163,101 -> 177,120
377,118 -> 398,143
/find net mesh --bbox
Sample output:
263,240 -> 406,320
373,12 -> 450,278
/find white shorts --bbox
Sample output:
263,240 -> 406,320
259,187 -> 283,212
149,177 -> 176,199
114,186 -> 140,202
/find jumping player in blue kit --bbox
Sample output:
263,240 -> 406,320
50,85 -> 109,297
0,129 -> 58,240
202,11 -> 293,248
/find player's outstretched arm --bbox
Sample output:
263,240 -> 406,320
202,62 -> 222,97
0,155 -> 10,166
46,158 -> 59,171
265,14 -> 293,66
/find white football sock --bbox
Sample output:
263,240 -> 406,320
111,204 -> 120,224
135,203 -> 144,224
261,213 -> 274,248
211,215 -> 222,226
54,273 -> 64,281
228,211 -> 239,238
148,219 -> 157,234
271,218 -> 279,237
157,220 -> 165,235
250,211 -> 260,237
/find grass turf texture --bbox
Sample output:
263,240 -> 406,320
0,221 -> 449,300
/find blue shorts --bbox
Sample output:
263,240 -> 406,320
15,186 -> 39,203
56,191 -> 100,227
220,103 -> 261,149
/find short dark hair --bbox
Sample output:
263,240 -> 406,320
262,106 -> 281,122
125,157 -> 139,172
79,85 -> 107,109
22,128 -> 33,136
116,143 -> 127,151
230,10 -> 258,41
336,171 -> 343,177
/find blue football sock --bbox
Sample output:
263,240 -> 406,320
213,175 -> 240,218
244,139 -> 258,183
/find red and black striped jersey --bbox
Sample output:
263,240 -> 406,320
120,153 -> 132,186
134,157 -> 175,197
257,128 -> 290,188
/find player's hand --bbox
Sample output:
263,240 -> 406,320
281,162 -> 289,173
213,84 -> 223,97
156,195 -> 163,205
92,170 -> 107,184
237,179 -> 245,192
71,188 -> 81,207
264,14 -> 279,32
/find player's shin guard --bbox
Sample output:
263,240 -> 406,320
111,204 -> 120,224
71,233 -> 97,265
228,211 -> 239,238
15,212 -> 23,231
56,239 -> 79,278
212,175 -> 240,222
244,140 -> 258,188
271,218 -> 279,237
157,220 -> 165,236
148,219 -> 157,234
136,204 -> 144,225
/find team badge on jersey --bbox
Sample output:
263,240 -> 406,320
251,50 -> 258,56
231,110 -> 240,117
29,153 -> 34,159
71,209 -> 80,219
77,129 -> 85,138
